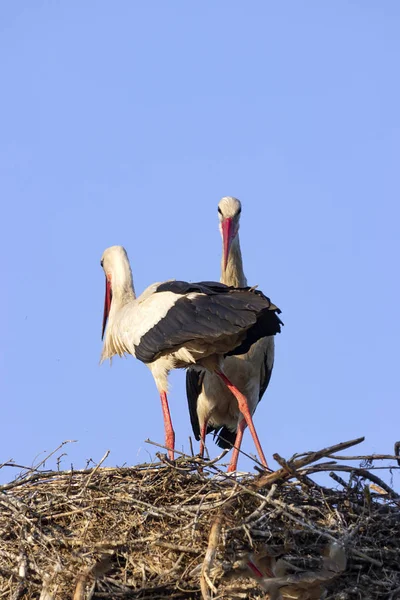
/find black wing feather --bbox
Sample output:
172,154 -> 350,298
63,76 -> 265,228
135,282 -> 282,364
225,309 -> 283,357
212,427 -> 237,449
186,368 -> 203,441
156,280 -> 229,295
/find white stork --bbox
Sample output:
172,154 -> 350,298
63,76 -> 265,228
100,245 -> 282,468
186,197 -> 277,472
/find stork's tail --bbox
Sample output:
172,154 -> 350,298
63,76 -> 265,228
225,300 -> 283,358
213,426 -> 237,449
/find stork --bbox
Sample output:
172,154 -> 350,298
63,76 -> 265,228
186,197 -> 277,472
100,245 -> 282,468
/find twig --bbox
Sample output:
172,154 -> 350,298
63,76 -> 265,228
289,437 -> 365,462
18,440 -> 77,480
255,437 -> 365,489
201,513 -> 223,599
0,461 -> 34,470
329,472 -> 349,489
262,485 -> 383,567
326,453 -> 400,461
189,436 -> 194,457
303,465 -> 400,500
154,541 -> 201,554
76,450 -> 110,496
73,556 -> 113,600
147,439 -> 229,470
203,450 -> 229,468
145,439 -> 195,458
273,452 -> 319,488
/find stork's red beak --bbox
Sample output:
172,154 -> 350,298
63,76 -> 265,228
102,277 -> 112,340
221,217 -> 235,270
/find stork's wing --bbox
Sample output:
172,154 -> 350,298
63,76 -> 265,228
131,281 -> 282,364
156,281 -> 231,295
258,337 -> 275,402
186,368 -> 204,441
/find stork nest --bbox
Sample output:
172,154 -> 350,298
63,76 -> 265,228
1,437 -> 400,600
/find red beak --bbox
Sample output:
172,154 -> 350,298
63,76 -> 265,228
221,217 -> 235,270
102,277 -> 112,340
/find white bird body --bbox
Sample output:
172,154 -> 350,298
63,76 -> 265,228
102,287 -> 187,362
186,197 -> 276,470
100,245 -> 282,466
195,339 -> 274,434
102,284 -> 263,389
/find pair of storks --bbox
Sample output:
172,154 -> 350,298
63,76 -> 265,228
100,197 -> 282,472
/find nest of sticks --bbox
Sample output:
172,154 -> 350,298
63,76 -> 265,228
1,437 -> 400,600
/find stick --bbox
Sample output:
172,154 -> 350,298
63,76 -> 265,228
75,450 -> 110,497
200,513 -> 223,599
19,440 -> 77,480
73,556 -> 113,600
326,453 -> 400,461
303,465 -> 400,500
329,472 -> 349,489
255,437 -> 365,489
154,541 -> 201,554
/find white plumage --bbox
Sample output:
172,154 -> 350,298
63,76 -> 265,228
100,244 -> 282,468
186,197 -> 277,472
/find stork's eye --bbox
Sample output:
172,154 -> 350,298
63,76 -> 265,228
218,207 -> 222,215
237,206 -> 241,215
100,259 -> 104,267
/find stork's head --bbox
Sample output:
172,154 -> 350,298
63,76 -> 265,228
100,245 -> 133,340
218,196 -> 242,270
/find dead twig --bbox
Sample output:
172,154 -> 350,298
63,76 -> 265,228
255,437 -> 365,489
200,513 -> 223,599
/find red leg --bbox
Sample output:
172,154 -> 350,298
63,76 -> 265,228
216,371 -> 269,470
247,559 -> 274,579
247,561 -> 264,578
199,419 -> 209,458
160,391 -> 175,461
227,418 -> 246,472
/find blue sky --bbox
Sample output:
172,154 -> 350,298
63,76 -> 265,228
1,2 -> 399,483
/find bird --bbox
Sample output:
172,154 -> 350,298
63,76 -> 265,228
100,245 -> 282,468
186,197 -> 278,472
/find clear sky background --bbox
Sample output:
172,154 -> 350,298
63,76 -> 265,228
1,2 -> 399,483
